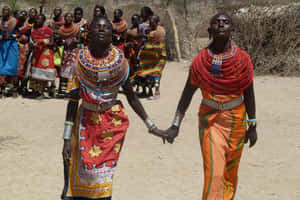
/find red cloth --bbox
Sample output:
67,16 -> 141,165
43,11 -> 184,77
190,46 -> 253,95
31,26 -> 55,71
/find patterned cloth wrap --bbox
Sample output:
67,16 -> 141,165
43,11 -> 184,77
136,25 -> 167,79
17,23 -> 30,78
112,19 -> 128,52
59,23 -> 80,79
30,26 -> 56,81
63,45 -> 130,200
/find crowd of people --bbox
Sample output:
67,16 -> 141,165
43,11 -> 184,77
0,5 -> 166,100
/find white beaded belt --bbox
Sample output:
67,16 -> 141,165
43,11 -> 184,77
82,100 -> 116,112
201,96 -> 244,111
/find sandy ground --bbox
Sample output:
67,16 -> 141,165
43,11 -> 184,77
0,61 -> 300,200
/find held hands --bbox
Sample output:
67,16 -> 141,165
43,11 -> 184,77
245,125 -> 257,148
165,126 -> 179,144
149,126 -> 168,144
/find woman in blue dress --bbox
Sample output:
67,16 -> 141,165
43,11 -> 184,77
0,6 -> 19,97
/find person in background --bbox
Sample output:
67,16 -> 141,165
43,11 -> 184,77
48,7 -> 65,97
112,8 -> 127,52
73,7 -> 87,49
26,8 -> 38,30
125,14 -> 141,79
0,6 -> 19,97
134,6 -> 154,98
29,14 -> 56,98
16,10 -> 31,96
58,13 -> 80,96
136,15 -> 166,100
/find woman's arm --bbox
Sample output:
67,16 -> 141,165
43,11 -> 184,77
62,99 -> 79,164
122,79 -> 167,139
243,82 -> 258,147
166,72 -> 198,143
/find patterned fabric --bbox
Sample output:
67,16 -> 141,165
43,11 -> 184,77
0,17 -> 19,79
136,25 -> 166,78
31,26 -> 56,81
47,17 -> 65,33
17,23 -> 30,78
60,48 -> 78,79
75,18 -> 87,28
0,17 -> 17,33
59,23 -> 80,79
59,23 -> 80,38
112,19 -> 127,52
125,28 -> 140,77
25,19 -> 34,30
112,19 -> 127,33
62,47 -> 130,199
75,45 -> 129,95
190,43 -> 253,95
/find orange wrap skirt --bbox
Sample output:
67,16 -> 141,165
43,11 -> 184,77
198,97 -> 246,200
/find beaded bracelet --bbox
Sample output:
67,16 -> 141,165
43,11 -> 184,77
65,121 -> 74,126
172,110 -> 185,128
247,119 -> 257,127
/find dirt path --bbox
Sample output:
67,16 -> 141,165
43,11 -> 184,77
0,61 -> 299,200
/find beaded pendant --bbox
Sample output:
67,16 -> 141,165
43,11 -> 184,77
208,42 -> 237,77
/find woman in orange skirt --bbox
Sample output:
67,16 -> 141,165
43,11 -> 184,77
165,13 -> 258,200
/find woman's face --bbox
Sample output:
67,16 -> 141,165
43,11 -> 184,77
18,11 -> 27,23
54,8 -> 62,17
29,8 -> 37,20
149,16 -> 158,31
88,17 -> 112,47
114,10 -> 122,20
74,10 -> 82,22
94,8 -> 103,17
36,15 -> 45,27
64,14 -> 73,25
210,14 -> 232,40
132,16 -> 140,26
2,7 -> 10,18
140,8 -> 147,20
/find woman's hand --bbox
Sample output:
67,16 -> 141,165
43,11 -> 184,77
245,126 -> 257,148
165,126 -> 179,144
149,127 -> 168,144
62,140 -> 72,165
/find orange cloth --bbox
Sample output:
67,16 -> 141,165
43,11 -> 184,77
197,88 -> 247,200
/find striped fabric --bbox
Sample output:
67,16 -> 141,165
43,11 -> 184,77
136,25 -> 166,78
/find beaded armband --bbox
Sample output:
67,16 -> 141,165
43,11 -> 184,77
172,110 -> 185,128
247,119 -> 257,127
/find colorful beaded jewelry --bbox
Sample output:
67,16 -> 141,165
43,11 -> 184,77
207,42 -> 237,77
75,45 -> 129,95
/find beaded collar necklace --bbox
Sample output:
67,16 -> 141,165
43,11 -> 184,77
75,45 -> 129,94
0,17 -> 16,32
207,41 -> 237,77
